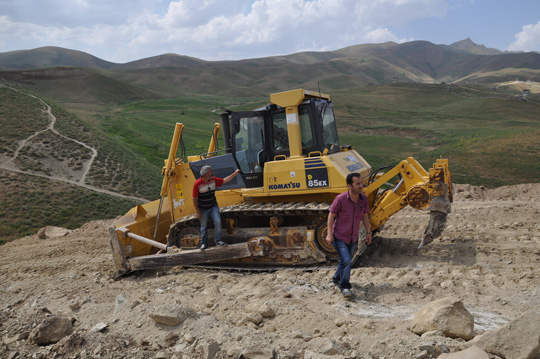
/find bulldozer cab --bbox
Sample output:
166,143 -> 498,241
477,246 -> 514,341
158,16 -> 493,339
227,93 -> 340,188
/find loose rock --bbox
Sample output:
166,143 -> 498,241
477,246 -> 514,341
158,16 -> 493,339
307,337 -> 343,356
438,345 -> 489,359
411,297 -> 474,340
465,310 -> 540,359
90,322 -> 108,332
149,304 -> 198,326
37,226 -> 71,239
28,316 -> 73,345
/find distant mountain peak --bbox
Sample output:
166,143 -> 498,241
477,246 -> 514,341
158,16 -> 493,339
449,38 -> 502,55
459,38 -> 475,45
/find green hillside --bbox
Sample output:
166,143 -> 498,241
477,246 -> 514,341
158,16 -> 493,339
0,169 -> 140,243
0,67 -> 161,108
0,46 -> 119,69
1,42 -> 540,243
331,83 -> 540,187
0,85 -> 159,243
89,82 -> 540,189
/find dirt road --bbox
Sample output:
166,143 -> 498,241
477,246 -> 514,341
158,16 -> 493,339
0,85 -> 148,203
1,183 -> 539,358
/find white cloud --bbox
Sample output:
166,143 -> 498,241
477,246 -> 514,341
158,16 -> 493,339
353,0 -> 448,26
0,0 -> 452,62
151,0 -> 446,60
508,21 -> 540,52
162,0 -> 245,27
363,27 -> 412,44
0,0 -> 152,27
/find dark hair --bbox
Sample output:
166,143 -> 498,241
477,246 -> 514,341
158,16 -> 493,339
346,172 -> 361,185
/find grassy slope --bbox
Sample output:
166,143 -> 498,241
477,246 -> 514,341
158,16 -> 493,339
0,68 -> 161,112
1,68 -> 539,243
103,82 -> 540,189
102,95 -> 268,166
332,83 -> 540,186
0,169 -> 139,244
0,46 -> 118,69
0,86 -> 154,243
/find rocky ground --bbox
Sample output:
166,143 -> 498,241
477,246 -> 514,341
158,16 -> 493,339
1,183 -> 539,359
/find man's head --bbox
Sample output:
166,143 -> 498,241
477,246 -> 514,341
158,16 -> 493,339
346,172 -> 361,185
346,172 -> 364,195
200,165 -> 212,179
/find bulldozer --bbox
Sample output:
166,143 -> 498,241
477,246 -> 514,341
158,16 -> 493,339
110,89 -> 453,277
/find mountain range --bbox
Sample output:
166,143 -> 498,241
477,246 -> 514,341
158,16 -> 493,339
1,39 -> 539,98
1,38 -> 539,244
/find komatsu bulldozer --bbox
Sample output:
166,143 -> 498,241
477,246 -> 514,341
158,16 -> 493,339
110,89 -> 452,277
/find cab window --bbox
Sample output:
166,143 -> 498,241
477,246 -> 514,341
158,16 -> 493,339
299,107 -> 314,148
235,116 -> 264,173
319,105 -> 339,150
272,107 -> 315,153
272,113 -> 288,151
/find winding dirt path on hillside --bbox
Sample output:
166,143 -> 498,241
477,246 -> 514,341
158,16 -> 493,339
0,85 -> 147,202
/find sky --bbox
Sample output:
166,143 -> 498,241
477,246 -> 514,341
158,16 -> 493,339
1,0 -> 539,63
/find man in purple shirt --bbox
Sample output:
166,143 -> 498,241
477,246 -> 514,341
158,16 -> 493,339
326,172 -> 372,298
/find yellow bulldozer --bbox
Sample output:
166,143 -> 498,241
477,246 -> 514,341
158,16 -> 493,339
110,89 -> 453,277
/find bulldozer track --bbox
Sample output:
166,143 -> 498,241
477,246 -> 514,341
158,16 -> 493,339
164,200 -> 373,273
167,201 -> 335,270
169,200 -> 332,242
171,201 -> 331,228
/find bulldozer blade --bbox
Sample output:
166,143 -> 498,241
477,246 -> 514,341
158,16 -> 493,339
419,211 -> 448,249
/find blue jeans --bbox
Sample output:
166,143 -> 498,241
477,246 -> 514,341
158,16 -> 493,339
200,205 -> 222,246
332,237 -> 357,290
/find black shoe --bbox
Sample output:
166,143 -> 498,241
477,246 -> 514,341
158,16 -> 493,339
216,241 -> 228,247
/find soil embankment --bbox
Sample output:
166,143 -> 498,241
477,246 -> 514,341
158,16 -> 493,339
1,183 -> 539,358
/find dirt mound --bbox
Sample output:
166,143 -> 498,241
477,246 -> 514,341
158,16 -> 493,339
1,184 -> 539,358
454,183 -> 540,201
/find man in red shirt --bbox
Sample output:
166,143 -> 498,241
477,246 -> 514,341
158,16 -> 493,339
193,165 -> 241,250
326,172 -> 372,298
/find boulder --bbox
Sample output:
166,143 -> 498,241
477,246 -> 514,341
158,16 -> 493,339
37,226 -> 71,239
240,347 -> 275,359
411,297 -> 474,340
245,302 -> 276,318
437,346 -> 489,359
290,330 -> 312,342
149,304 -> 198,326
28,316 -> 73,345
307,337 -> 343,356
203,341 -> 220,359
245,312 -> 264,325
466,310 -> 540,359
90,322 -> 108,332
184,333 -> 196,344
